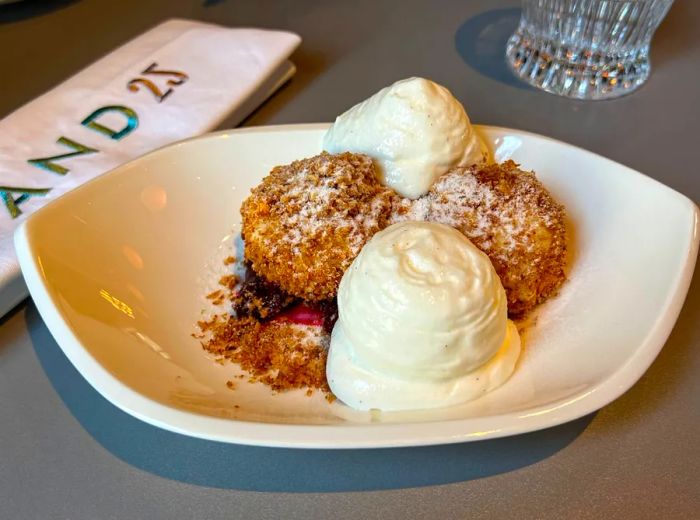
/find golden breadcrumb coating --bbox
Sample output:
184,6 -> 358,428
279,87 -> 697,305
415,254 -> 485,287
394,160 -> 568,316
431,161 -> 566,315
241,152 -> 398,301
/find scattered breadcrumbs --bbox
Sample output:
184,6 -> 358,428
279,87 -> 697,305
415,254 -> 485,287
206,289 -> 226,306
218,274 -> 239,291
195,260 -> 333,397
197,314 -> 331,394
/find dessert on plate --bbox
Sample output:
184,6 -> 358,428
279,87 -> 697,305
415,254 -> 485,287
397,160 -> 567,316
323,77 -> 488,198
241,152 -> 398,302
327,221 -> 521,411
196,77 -> 569,410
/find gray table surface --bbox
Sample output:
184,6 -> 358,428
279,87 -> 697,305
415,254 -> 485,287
1,0 -> 699,518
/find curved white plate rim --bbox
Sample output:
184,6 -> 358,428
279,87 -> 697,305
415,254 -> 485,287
14,123 -> 700,449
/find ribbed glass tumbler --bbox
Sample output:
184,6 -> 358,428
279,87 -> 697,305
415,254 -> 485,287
506,0 -> 674,100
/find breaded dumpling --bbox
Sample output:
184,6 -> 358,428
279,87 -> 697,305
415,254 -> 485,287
241,152 -> 397,301
396,161 -> 567,316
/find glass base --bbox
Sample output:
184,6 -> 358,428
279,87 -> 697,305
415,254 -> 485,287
505,28 -> 651,100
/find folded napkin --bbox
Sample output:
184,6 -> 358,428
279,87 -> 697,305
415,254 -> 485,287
0,19 -> 301,317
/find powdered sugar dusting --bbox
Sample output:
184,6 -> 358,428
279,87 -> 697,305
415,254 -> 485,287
241,152 -> 398,301
390,161 -> 568,316
277,159 -> 389,257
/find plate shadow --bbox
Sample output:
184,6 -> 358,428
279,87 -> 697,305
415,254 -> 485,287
26,302 -> 592,492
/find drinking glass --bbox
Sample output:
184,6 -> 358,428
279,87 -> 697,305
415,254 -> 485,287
506,0 -> 674,100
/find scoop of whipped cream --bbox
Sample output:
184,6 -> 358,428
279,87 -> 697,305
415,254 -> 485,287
322,77 -> 488,199
326,221 -> 520,411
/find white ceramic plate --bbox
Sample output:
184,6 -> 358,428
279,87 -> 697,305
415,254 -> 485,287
15,124 -> 699,448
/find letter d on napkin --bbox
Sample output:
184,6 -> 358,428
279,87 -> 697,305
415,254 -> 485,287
0,19 -> 300,317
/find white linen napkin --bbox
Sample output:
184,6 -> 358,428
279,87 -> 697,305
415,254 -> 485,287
0,19 -> 301,317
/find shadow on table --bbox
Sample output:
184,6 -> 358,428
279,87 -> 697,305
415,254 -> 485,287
455,4 -> 691,91
26,303 -> 592,492
0,0 -> 78,24
0,300 -> 28,356
652,1 -> 697,66
455,7 -> 530,91
236,44 -> 328,127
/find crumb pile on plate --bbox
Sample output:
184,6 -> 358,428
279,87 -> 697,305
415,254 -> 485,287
195,269 -> 337,395
197,312 -> 331,394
